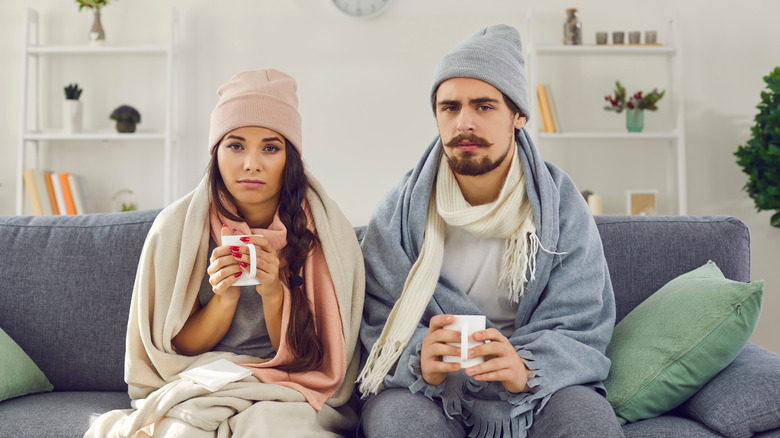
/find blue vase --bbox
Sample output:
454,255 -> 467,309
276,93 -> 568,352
626,109 -> 644,132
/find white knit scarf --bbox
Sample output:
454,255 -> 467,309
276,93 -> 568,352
358,150 -> 539,395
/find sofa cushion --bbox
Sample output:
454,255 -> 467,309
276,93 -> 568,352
604,261 -> 763,425
0,391 -> 131,437
0,210 -> 160,391
622,414 -> 723,437
0,327 -> 53,402
677,342 -> 780,438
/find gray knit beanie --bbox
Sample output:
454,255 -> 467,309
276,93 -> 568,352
430,24 -> 529,119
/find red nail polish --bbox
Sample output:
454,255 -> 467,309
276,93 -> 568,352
239,262 -> 247,268
234,272 -> 242,278
230,246 -> 240,251
232,252 -> 241,258
240,237 -> 250,243
222,224 -> 227,228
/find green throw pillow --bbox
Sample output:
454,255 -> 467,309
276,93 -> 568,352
0,327 -> 54,402
604,260 -> 763,425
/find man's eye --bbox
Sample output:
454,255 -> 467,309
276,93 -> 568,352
477,105 -> 492,111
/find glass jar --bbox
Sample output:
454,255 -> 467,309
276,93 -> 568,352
563,8 -> 582,45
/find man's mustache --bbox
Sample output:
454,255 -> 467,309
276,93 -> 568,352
444,134 -> 492,148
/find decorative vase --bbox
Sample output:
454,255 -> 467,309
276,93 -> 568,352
116,121 -> 136,133
63,100 -> 83,133
89,8 -> 105,46
563,8 -> 582,45
626,109 -> 644,132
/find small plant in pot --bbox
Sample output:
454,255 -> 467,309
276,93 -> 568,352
63,83 -> 83,133
110,105 -> 141,133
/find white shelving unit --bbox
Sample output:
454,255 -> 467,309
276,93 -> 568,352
15,8 -> 179,215
526,12 -> 687,215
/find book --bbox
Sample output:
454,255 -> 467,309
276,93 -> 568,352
536,83 -> 556,133
67,173 -> 93,215
43,172 -> 60,215
32,170 -> 53,215
545,84 -> 563,133
58,172 -> 78,215
50,173 -> 68,215
22,169 -> 44,215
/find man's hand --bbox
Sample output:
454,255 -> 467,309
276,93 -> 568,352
420,314 -> 462,386
465,328 -> 532,393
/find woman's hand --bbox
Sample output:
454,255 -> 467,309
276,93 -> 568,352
464,328 -> 532,393
228,232 -> 284,350
205,225 -> 247,302
230,234 -> 283,300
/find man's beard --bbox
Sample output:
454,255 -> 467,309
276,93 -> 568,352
444,133 -> 511,177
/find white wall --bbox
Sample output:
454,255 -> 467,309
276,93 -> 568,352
2,0 -> 778,353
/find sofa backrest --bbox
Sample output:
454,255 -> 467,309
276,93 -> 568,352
0,209 -> 160,392
594,215 -> 751,323
0,211 -> 751,392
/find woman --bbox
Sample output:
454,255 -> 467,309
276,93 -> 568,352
86,69 -> 364,437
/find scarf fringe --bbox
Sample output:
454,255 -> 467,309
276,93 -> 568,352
356,340 -> 403,397
500,232 -> 540,303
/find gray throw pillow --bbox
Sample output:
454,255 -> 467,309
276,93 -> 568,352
677,342 -> 780,438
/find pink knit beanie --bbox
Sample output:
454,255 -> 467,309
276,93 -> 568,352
209,68 -> 302,154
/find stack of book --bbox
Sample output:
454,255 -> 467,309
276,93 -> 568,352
23,169 -> 94,216
536,83 -> 562,133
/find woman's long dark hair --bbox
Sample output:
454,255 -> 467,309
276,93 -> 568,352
208,140 -> 323,373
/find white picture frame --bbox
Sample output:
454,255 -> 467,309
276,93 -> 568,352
626,190 -> 658,215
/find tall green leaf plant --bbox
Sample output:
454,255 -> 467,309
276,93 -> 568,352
735,66 -> 780,228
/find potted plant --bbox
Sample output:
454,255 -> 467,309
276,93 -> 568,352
110,105 -> 141,133
63,83 -> 83,133
604,81 -> 666,132
75,0 -> 118,46
734,66 -> 780,228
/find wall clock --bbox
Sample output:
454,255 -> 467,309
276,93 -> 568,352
330,0 -> 393,19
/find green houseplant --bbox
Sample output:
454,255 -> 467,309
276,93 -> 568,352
604,81 -> 666,132
734,66 -> 780,228
109,105 -> 141,133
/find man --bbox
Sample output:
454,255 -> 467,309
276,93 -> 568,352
356,25 -> 623,437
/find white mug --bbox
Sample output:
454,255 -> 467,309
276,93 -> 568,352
221,235 -> 261,286
442,315 -> 486,369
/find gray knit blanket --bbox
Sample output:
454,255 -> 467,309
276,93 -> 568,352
359,129 -> 616,438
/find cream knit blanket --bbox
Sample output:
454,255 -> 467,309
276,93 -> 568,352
86,174 -> 364,437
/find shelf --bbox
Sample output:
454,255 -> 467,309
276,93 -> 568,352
26,45 -> 168,55
16,7 -> 179,215
23,131 -> 167,141
536,45 -> 676,56
527,12 -> 686,215
537,131 -> 680,141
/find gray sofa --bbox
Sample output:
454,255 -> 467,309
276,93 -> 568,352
1,210 -> 779,437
